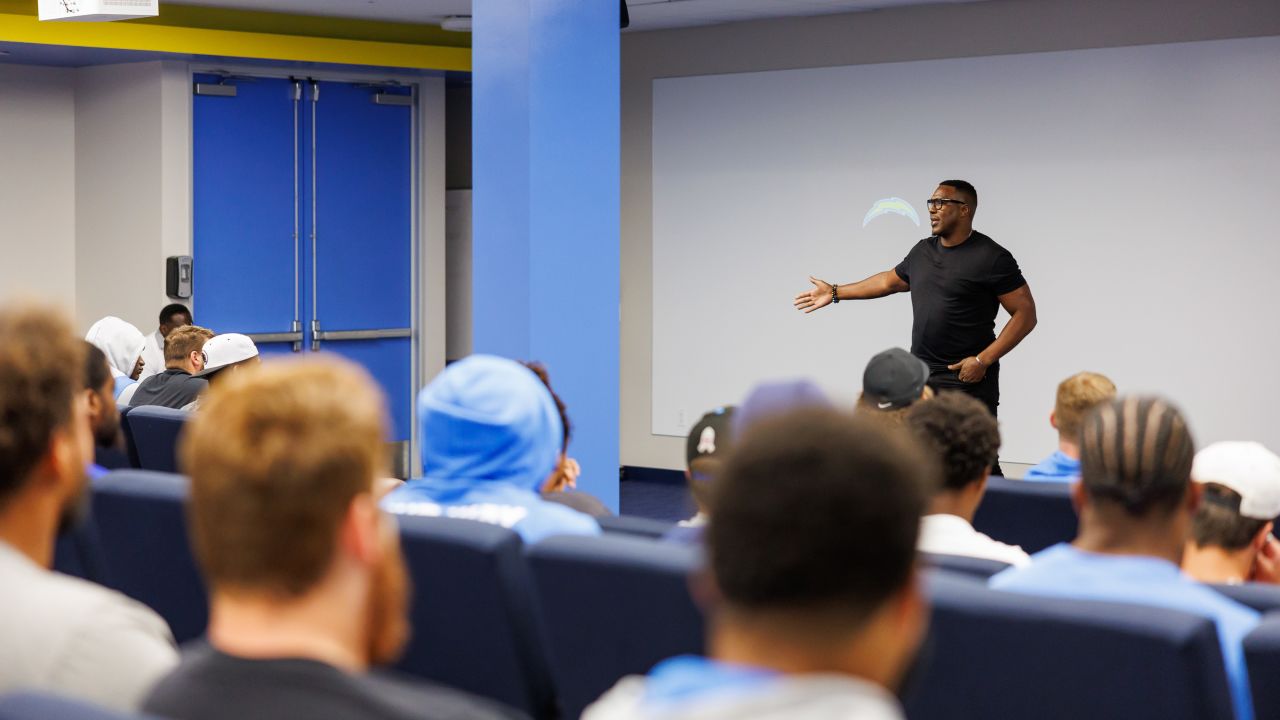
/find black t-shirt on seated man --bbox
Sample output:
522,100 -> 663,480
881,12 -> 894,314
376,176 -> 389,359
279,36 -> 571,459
143,642 -> 527,720
893,231 -> 1026,372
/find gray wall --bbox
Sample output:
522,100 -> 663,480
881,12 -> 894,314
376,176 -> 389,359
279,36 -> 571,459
620,0 -> 1280,470
0,65 -> 78,309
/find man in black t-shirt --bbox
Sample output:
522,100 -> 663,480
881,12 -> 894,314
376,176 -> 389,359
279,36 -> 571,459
794,180 -> 1038,429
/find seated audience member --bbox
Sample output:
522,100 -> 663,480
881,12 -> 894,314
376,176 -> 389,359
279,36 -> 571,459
1182,441 -> 1280,585
0,304 -> 177,710
908,391 -> 1029,567
522,362 -> 611,519
140,304 -> 192,381
991,396 -> 1258,720
856,347 -> 933,427
1023,371 -> 1116,481
732,378 -> 831,436
82,341 -> 124,476
129,325 -> 214,410
382,355 -> 600,544
144,358 -> 521,720
84,315 -> 147,403
182,334 -> 261,412
663,406 -> 736,545
585,409 -> 931,720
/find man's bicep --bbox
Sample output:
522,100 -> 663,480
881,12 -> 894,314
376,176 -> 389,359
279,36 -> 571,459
997,283 -> 1035,314
888,268 -> 910,292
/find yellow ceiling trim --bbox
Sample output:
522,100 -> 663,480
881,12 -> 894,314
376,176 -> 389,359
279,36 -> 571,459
0,12 -> 471,71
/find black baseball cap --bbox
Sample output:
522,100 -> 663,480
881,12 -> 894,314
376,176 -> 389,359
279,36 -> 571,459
863,348 -> 929,410
686,406 -> 736,471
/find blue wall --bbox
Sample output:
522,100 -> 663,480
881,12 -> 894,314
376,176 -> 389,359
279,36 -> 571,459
473,0 -> 621,510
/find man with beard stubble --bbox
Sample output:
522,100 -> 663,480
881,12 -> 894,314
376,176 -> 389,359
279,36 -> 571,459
795,180 -> 1037,472
0,304 -> 177,711
143,358 -> 522,720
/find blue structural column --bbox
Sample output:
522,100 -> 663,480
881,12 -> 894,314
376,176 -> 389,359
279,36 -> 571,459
472,0 -> 621,510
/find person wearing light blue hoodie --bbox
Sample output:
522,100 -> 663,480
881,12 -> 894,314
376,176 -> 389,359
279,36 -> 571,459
381,355 -> 600,544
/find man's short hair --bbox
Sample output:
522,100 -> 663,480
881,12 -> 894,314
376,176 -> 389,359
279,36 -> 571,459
164,325 -> 214,364
181,357 -> 389,597
0,305 -> 83,510
906,391 -> 999,492
159,303 -> 191,326
1055,372 -> 1116,440
1080,396 -> 1194,518
939,179 -> 978,210
708,408 -> 933,628
1192,484 -> 1268,551
83,340 -> 111,393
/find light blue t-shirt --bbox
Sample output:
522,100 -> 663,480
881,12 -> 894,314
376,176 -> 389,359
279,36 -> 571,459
991,544 -> 1259,720
1023,450 -> 1080,482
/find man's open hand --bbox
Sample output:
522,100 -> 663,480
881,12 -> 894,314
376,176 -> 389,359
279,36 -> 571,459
793,277 -> 833,314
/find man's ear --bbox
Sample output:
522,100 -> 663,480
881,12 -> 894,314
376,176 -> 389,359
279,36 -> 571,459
84,388 -> 105,424
1070,480 -> 1087,515
1185,482 -> 1203,515
1254,521 -> 1275,552
1049,411 -> 1058,430
687,566 -> 722,615
339,493 -> 382,567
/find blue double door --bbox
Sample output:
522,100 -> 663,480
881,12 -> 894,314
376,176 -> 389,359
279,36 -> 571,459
193,75 -> 416,443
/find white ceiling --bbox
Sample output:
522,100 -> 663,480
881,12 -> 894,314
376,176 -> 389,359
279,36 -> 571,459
162,0 -> 991,32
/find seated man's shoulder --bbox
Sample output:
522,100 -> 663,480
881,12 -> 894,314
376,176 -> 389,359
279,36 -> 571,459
148,648 -> 525,720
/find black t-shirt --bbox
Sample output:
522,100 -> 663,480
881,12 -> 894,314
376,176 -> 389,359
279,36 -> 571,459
893,231 -> 1026,370
143,643 -> 527,720
129,368 -> 208,410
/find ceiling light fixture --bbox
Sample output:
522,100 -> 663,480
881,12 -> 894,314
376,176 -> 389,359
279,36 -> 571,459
38,0 -> 158,21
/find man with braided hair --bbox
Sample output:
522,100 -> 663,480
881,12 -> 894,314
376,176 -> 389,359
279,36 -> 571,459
992,396 -> 1259,720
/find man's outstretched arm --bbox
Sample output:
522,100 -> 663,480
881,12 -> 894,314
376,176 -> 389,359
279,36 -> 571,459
793,270 -> 909,314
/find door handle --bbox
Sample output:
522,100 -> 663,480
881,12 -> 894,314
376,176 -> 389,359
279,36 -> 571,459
311,326 -> 412,350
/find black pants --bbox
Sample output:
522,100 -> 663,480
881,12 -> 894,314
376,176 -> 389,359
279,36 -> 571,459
928,364 -> 1004,477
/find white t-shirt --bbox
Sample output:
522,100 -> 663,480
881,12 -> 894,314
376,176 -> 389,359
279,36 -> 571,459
918,513 -> 1030,568
585,671 -> 904,720
0,541 -> 178,711
139,330 -> 166,381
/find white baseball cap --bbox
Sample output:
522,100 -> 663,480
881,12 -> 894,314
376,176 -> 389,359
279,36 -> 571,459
1191,441 -> 1280,520
196,333 -> 259,377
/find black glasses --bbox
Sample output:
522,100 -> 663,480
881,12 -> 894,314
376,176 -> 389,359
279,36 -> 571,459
926,198 -> 967,210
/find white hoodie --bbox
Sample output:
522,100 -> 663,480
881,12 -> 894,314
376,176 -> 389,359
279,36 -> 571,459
84,316 -> 146,380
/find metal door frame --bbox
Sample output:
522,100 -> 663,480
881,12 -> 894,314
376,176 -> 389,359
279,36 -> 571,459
189,63 -> 434,476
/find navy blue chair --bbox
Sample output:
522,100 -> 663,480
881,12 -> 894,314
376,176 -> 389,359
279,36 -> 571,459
920,552 -> 1011,580
0,692 -> 144,719
1211,582 -> 1280,613
597,514 -> 675,539
972,476 -> 1076,554
904,571 -> 1234,720
393,515 -> 555,719
1244,612 -> 1280,719
124,406 -> 190,474
526,534 -> 704,720
92,470 -> 207,644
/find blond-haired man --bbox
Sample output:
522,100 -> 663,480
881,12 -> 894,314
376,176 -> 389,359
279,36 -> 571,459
143,358 -> 520,720
0,304 -> 177,710
1023,371 -> 1116,482
128,324 -> 214,410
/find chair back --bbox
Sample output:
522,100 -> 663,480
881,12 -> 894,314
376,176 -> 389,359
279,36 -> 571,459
526,534 -> 704,719
92,470 -> 207,643
972,476 -> 1076,553
394,515 -> 556,719
124,406 -> 190,473
904,571 -> 1235,720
